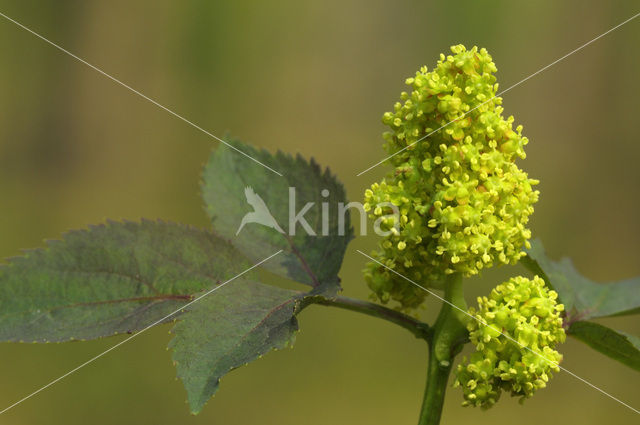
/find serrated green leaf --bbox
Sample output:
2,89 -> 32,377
169,278 -> 301,414
0,220 -> 249,342
568,321 -> 640,371
523,240 -> 640,320
201,140 -> 353,293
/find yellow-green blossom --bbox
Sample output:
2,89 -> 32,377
364,45 -> 539,310
454,276 -> 566,408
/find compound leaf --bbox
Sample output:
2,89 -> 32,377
201,140 -> 353,293
0,220 -> 249,342
523,240 -> 640,320
169,278 -> 301,414
568,321 -> 640,371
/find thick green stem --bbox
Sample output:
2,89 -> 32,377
313,295 -> 431,341
421,348 -> 453,425
418,274 -> 469,425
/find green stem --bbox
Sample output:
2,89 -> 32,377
418,274 -> 469,425
314,295 -> 432,341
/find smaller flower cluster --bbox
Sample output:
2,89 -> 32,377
454,276 -> 566,408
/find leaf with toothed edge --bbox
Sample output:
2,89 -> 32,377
522,239 -> 640,320
169,278 -> 303,414
0,220 -> 250,342
0,140 -> 357,415
523,240 -> 640,372
567,321 -> 640,371
201,139 -> 354,296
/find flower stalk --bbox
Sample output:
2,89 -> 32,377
418,274 -> 468,425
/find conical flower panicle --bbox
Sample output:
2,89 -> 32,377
364,45 -> 539,311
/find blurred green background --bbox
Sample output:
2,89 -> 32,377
0,1 -> 639,424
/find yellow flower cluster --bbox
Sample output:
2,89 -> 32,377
364,45 -> 539,310
454,276 -> 566,408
